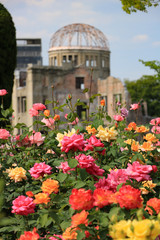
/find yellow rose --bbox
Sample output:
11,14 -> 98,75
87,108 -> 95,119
150,220 -> 160,239
127,219 -> 151,239
96,125 -> 117,142
109,220 -> 131,239
7,167 -> 27,182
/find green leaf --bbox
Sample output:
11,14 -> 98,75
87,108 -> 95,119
83,88 -> 89,93
1,108 -> 13,118
74,181 -> 86,189
60,221 -> 71,230
79,169 -> 89,181
106,115 -> 112,122
116,183 -> 123,191
57,173 -> 67,183
38,213 -> 48,227
45,99 -> 53,105
99,213 -> 109,227
67,112 -> 76,122
108,207 -> 121,220
77,230 -> 85,240
0,226 -> 19,232
68,158 -> 78,168
91,119 -> 104,129
49,210 -> 60,224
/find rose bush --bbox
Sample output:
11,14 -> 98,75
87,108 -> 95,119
0,89 -> 160,239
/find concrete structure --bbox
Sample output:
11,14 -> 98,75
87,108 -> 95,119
16,38 -> 42,70
98,76 -> 126,117
12,23 -> 126,130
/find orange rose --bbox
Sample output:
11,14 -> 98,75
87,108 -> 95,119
54,114 -> 60,121
71,210 -> 89,227
100,99 -> 105,106
116,185 -> 143,209
145,198 -> 160,215
62,227 -> 78,240
125,122 -> 137,131
86,125 -> 97,135
140,141 -> 155,151
44,110 -> 50,117
26,191 -> 34,197
41,179 -> 59,194
143,133 -> 158,143
136,125 -> 149,133
131,141 -> 140,152
34,193 -> 50,205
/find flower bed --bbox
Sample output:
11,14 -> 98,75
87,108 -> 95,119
0,90 -> 160,240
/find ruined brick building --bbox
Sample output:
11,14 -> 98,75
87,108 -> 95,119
12,23 -> 125,128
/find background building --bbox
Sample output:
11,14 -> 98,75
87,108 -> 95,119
12,23 -> 126,130
16,38 -> 42,70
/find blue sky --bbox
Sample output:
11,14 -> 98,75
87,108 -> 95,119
1,0 -> 160,82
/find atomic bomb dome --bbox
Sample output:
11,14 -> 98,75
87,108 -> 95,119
12,23 -> 126,132
49,23 -> 109,51
48,23 -> 110,69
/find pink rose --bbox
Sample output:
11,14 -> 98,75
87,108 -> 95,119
16,135 -> 30,147
29,108 -> 39,117
156,141 -> 160,146
61,134 -> 86,153
12,195 -> 35,215
29,132 -> 45,146
33,103 -> 46,111
152,165 -> 158,172
150,117 -> 160,126
113,115 -> 124,121
117,101 -> 121,106
126,161 -> 153,181
84,135 -> 105,155
96,169 -> 128,192
58,161 -> 75,174
130,103 -> 140,110
41,118 -> 55,129
29,162 -> 52,178
0,89 -> 8,96
151,126 -> 160,134
86,163 -> 105,176
75,154 -> 95,168
0,129 -> 11,139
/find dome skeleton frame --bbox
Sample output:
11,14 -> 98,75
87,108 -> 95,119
49,23 -> 109,51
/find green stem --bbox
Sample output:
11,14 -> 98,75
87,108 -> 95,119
87,68 -> 93,121
51,85 -> 56,115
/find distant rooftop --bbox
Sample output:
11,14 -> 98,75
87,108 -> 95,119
49,23 -> 109,51
17,38 -> 41,45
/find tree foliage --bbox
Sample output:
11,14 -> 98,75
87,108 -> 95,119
120,0 -> 160,13
0,3 -> 16,110
125,60 -> 160,117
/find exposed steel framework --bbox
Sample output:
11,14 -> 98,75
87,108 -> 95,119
49,23 -> 109,51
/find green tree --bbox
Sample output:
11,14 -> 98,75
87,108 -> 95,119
120,0 -> 160,13
125,60 -> 160,117
0,3 -> 16,112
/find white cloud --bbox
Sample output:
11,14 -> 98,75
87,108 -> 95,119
26,0 -> 56,7
152,41 -> 160,46
132,34 -> 149,43
107,34 -> 120,43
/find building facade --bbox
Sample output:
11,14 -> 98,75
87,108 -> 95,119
12,23 -> 126,130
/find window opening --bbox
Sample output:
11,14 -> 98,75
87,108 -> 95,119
76,77 -> 84,89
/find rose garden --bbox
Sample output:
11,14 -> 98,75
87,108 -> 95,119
0,89 -> 160,240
